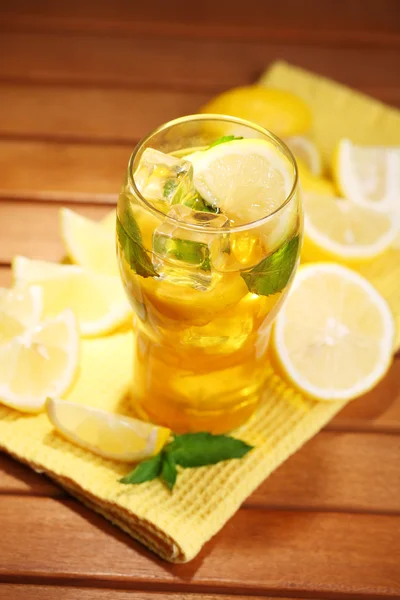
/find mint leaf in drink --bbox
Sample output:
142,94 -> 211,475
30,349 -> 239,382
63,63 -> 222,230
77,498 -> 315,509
163,178 -> 178,199
183,193 -> 219,214
117,199 -> 158,278
160,452 -> 177,490
167,432 -> 253,468
119,453 -> 162,484
209,135 -> 244,148
241,235 -> 300,297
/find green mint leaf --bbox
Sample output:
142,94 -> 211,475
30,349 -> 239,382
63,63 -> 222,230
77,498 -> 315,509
160,452 -> 178,490
167,432 -> 253,468
209,135 -> 244,148
183,193 -> 219,214
117,209 -> 158,279
119,453 -> 162,484
163,178 -> 178,199
241,235 -> 300,297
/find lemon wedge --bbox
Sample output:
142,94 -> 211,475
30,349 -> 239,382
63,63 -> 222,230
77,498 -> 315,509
0,287 -> 79,412
333,138 -> 400,210
0,285 -> 42,345
13,256 -> 131,337
302,192 -> 398,262
272,263 -> 394,401
46,398 -> 171,462
201,86 -> 312,137
60,208 -> 118,275
286,136 -> 322,176
187,138 -> 293,225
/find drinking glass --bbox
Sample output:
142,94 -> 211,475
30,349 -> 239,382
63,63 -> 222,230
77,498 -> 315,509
116,114 -> 302,433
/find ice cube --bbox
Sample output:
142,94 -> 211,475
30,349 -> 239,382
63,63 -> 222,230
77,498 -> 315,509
134,148 -> 197,210
152,205 -> 229,290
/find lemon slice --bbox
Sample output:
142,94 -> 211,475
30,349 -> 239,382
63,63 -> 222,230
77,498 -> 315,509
333,138 -> 400,210
60,208 -> 118,275
272,263 -> 394,401
286,136 -> 322,176
13,256 -> 131,337
0,285 -> 42,346
201,86 -> 312,137
0,288 -> 79,412
302,192 -> 398,262
187,138 -> 293,225
46,398 -> 171,462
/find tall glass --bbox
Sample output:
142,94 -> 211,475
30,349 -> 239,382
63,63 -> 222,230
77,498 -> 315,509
116,115 -> 301,433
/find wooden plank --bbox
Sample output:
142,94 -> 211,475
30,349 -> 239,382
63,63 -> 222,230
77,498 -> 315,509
0,585 -> 278,600
249,431 -> 400,514
0,267 -> 11,287
0,143 -> 126,201
0,84 -> 209,144
1,0 -> 399,47
0,201 -> 111,263
330,358 -> 400,434
0,32 -> 399,104
1,431 -> 400,515
0,453 -> 62,497
0,496 -> 398,597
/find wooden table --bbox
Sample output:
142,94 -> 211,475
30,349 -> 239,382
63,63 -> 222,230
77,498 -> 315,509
1,2 -> 400,598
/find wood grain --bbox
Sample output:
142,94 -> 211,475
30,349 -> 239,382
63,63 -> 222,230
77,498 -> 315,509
0,32 -> 399,104
0,586 -> 289,600
0,496 -> 398,597
0,84 -> 209,144
0,143 -> 126,200
1,430 -> 400,514
249,431 -> 400,514
0,453 -> 62,497
0,267 -> 11,287
1,0 -> 399,47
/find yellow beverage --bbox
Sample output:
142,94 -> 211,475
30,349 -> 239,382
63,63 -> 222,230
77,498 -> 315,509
116,115 -> 302,433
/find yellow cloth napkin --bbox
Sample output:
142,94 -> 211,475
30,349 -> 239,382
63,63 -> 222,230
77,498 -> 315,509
0,63 -> 400,563
260,60 -> 400,167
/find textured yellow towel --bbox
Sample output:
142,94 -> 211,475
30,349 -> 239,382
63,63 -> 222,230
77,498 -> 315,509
0,63 -> 399,563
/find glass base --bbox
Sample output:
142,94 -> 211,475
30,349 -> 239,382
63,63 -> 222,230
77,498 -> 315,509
132,391 -> 261,434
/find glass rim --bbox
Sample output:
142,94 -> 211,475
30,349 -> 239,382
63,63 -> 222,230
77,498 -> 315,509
127,113 -> 299,234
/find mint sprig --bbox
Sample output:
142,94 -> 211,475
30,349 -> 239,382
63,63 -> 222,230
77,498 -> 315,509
241,235 -> 300,297
120,432 -> 253,491
120,453 -> 162,484
209,135 -> 243,148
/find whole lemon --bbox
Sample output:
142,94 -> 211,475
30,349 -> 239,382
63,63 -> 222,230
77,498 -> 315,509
201,86 -> 312,137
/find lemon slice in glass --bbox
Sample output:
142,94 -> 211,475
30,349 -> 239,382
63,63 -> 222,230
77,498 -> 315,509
187,138 -> 293,225
46,398 -> 171,462
302,192 -> 398,262
13,257 -> 131,337
0,287 -> 79,412
333,138 -> 400,211
272,263 -> 395,401
60,208 -> 118,275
